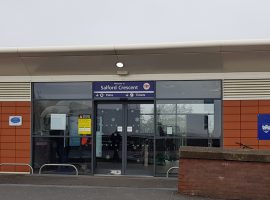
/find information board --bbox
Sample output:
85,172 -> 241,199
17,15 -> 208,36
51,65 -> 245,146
78,114 -> 92,135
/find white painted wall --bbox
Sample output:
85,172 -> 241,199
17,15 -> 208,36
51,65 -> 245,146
0,0 -> 269,47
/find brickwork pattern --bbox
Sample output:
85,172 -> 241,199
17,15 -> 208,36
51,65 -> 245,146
223,100 -> 270,149
0,102 -> 31,172
178,158 -> 270,200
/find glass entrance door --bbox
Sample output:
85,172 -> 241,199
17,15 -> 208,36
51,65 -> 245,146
95,102 -> 154,175
95,104 -> 123,174
126,103 -> 154,175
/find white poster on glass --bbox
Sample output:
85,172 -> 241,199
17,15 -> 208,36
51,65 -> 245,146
50,114 -> 66,130
167,127 -> 173,135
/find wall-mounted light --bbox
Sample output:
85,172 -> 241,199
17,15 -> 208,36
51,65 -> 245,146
116,62 -> 124,68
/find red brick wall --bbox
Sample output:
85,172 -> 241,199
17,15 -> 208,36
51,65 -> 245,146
223,100 -> 270,149
0,102 -> 31,172
178,158 -> 270,200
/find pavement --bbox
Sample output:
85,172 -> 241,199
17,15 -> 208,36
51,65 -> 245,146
0,174 -> 215,200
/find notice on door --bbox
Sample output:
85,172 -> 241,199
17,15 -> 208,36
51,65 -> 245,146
78,114 -> 92,135
51,114 -> 66,130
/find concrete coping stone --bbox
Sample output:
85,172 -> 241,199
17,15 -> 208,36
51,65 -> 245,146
179,147 -> 270,163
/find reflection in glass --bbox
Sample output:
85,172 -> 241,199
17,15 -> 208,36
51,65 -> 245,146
177,104 -> 214,114
127,103 -> 154,175
155,138 -> 181,176
96,104 -> 123,174
34,82 -> 92,99
156,100 -> 217,138
156,80 -> 221,99
157,104 -> 176,114
33,100 -> 93,175
157,115 -> 177,136
127,104 -> 154,135
33,100 -> 92,136
155,99 -> 221,176
33,137 -> 92,174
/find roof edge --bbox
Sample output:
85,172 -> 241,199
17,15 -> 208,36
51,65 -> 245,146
1,39 -> 270,54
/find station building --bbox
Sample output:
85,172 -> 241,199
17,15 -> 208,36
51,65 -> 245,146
0,41 -> 270,176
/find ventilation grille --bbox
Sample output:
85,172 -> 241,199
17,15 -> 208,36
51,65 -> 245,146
0,82 -> 31,101
223,79 -> 270,100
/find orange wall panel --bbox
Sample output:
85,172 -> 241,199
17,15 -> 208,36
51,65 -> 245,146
241,138 -> 259,146
258,106 -> 270,113
259,100 -> 270,106
258,140 -> 270,146
223,115 -> 240,122
0,101 -> 31,173
0,143 -> 16,150
2,107 -> 16,114
16,129 -> 30,136
241,114 -> 257,122
240,122 -> 257,130
223,138 -> 240,146
223,130 -> 240,138
223,122 -> 240,130
241,100 -> 258,106
1,129 -> 16,136
224,100 -> 270,150
223,100 -> 240,107
223,107 -> 240,115
240,107 -> 258,114
241,130 -> 257,138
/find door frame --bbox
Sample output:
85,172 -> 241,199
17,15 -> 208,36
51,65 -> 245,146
92,100 -> 155,175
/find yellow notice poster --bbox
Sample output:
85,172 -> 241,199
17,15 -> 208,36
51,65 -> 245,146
78,114 -> 91,135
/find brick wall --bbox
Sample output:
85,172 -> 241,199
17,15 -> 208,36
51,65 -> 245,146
223,100 -> 270,149
178,158 -> 270,200
0,102 -> 31,172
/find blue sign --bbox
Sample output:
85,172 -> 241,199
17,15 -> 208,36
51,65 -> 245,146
258,114 -> 270,140
93,81 -> 155,98
9,116 -> 22,126
11,117 -> 21,123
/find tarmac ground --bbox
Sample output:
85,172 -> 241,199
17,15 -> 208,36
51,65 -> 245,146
0,174 -> 215,200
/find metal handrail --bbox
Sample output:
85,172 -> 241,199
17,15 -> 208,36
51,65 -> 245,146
0,163 -> 33,174
39,164 -> 79,175
166,166 -> 179,178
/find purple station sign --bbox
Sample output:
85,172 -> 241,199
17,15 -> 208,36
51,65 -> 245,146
93,81 -> 155,99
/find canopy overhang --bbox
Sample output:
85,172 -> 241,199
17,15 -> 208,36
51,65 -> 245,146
0,39 -> 270,76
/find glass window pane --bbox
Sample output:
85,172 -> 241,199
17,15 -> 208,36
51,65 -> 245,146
177,104 -> 214,114
156,100 -> 220,138
140,115 -> 154,134
186,139 -> 209,146
177,115 -> 187,136
212,139 -> 220,147
156,81 -> 221,99
157,115 -> 177,136
33,137 -> 92,174
33,100 -> 92,136
34,82 -> 92,99
157,103 -> 176,114
139,104 -> 154,114
155,138 -> 181,176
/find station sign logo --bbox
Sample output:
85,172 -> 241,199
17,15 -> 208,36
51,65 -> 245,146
262,124 -> 270,133
143,82 -> 151,90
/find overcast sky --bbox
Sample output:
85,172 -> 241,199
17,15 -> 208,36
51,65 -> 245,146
0,0 -> 269,47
